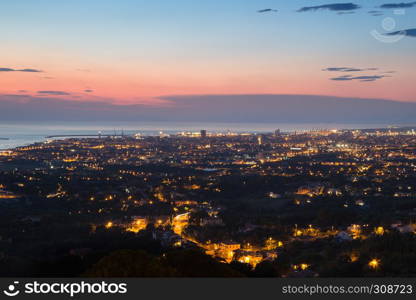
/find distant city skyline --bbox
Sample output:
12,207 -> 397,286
0,0 -> 415,121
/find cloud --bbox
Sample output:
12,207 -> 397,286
1,94 -> 415,123
353,75 -> 389,81
324,66 -> 393,82
337,11 -> 355,14
257,9 -> 278,13
18,68 -> 42,73
368,10 -> 384,16
385,28 -> 416,37
331,75 -> 387,82
37,91 -> 71,96
297,3 -> 361,12
84,89 -> 94,93
0,67 -> 42,73
323,67 -> 378,72
330,75 -> 354,80
380,1 -> 416,8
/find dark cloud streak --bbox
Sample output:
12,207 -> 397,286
323,67 -> 378,72
380,1 -> 416,8
331,75 -> 387,82
0,67 -> 42,73
37,91 -> 71,96
257,9 -> 278,13
297,3 -> 361,12
385,28 -> 416,37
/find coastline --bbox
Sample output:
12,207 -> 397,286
1,122 -> 415,151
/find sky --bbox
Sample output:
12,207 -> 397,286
0,0 -> 415,119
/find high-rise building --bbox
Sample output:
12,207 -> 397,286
274,129 -> 281,137
200,130 -> 207,138
257,135 -> 263,145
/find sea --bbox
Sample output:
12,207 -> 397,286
0,121 -> 412,150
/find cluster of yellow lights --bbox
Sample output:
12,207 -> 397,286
238,255 -> 263,268
184,184 -> 201,190
374,227 -> 385,236
368,259 -> 380,270
0,151 -> 15,156
350,253 -> 359,263
154,192 -> 166,202
294,230 -> 303,237
63,158 -> 78,162
0,194 -> 19,199
105,221 -> 113,229
349,224 -> 362,239
126,219 -> 147,233
264,237 -> 284,250
293,264 -> 310,271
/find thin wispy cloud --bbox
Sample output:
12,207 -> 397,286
297,3 -> 361,12
0,67 -> 42,73
368,10 -> 384,16
385,28 -> 416,37
324,66 -> 393,82
84,89 -> 94,93
37,90 -> 71,96
331,75 -> 387,82
380,1 -> 416,8
257,9 -> 278,13
323,67 -> 378,72
337,11 -> 356,14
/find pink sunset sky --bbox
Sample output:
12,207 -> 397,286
1,0 -> 415,107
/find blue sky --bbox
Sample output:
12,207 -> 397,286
0,0 -> 415,107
